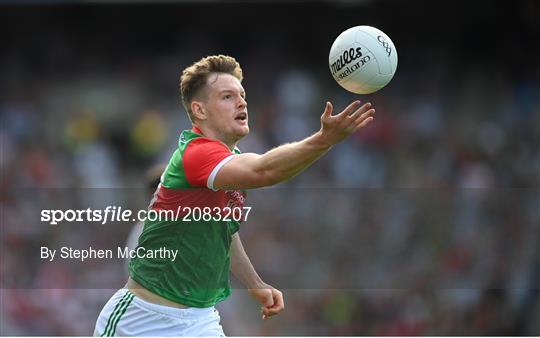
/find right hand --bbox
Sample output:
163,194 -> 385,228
318,100 -> 375,147
248,284 -> 285,320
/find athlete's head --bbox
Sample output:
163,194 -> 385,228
180,55 -> 248,147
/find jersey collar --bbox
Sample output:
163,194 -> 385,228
192,126 -> 203,135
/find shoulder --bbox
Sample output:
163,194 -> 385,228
183,137 -> 231,160
181,135 -> 235,189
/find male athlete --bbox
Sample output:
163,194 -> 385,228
94,55 -> 375,336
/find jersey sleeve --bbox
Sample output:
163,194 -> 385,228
183,138 -> 235,190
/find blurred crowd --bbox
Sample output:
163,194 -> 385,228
1,1 -> 539,336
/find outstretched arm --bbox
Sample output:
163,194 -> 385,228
214,101 -> 374,190
230,233 -> 284,319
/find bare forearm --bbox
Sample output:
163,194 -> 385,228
253,131 -> 331,185
230,233 -> 265,289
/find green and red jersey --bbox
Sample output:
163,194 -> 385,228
129,127 -> 246,308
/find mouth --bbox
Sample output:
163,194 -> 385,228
235,112 -> 248,122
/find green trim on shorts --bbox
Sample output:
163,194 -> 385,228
101,291 -> 134,337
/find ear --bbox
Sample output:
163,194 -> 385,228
191,101 -> 207,121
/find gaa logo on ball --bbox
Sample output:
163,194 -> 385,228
329,26 -> 398,94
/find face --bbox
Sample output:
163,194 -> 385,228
195,73 -> 249,146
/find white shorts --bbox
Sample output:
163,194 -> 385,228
93,289 -> 225,337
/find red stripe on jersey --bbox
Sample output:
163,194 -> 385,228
151,184 -> 246,217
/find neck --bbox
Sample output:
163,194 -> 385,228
193,124 -> 237,151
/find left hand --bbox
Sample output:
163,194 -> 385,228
248,284 -> 285,320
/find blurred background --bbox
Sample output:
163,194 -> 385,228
1,0 -> 539,335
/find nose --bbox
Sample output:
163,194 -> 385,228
238,96 -> 247,109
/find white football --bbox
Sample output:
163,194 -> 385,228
329,26 -> 398,94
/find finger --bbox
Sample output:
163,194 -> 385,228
262,291 -> 274,307
352,108 -> 375,124
268,301 -> 284,313
347,102 -> 372,119
273,291 -> 284,311
262,308 -> 273,319
262,307 -> 269,319
345,108 -> 374,133
336,100 -> 362,119
261,307 -> 278,320
322,101 -> 333,118
353,116 -> 374,132
265,306 -> 284,317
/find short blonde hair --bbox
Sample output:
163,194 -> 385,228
180,55 -> 243,121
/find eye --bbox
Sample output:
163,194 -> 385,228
224,94 -> 232,100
